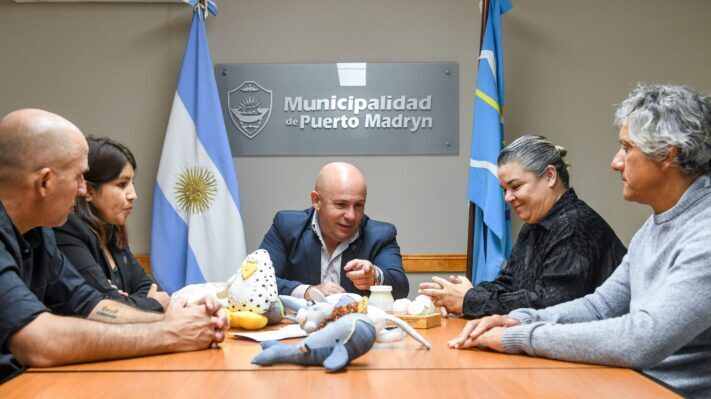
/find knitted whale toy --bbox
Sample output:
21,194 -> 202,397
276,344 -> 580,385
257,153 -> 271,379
251,313 -> 377,372
251,291 -> 430,371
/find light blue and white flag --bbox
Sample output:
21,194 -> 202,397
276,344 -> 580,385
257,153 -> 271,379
467,0 -> 513,284
151,0 -> 246,294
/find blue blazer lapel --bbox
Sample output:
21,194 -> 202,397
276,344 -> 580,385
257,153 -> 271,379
304,226 -> 322,285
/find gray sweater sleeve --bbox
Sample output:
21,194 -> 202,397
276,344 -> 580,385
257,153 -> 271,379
502,233 -> 711,369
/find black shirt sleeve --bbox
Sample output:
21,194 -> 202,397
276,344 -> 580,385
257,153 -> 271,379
0,229 -> 103,384
0,257 -> 48,354
0,264 -> 47,384
118,251 -> 163,312
42,244 -> 105,318
54,219 -> 163,312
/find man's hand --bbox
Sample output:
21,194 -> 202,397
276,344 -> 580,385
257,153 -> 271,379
108,279 -> 128,297
344,259 -> 377,290
195,295 -> 229,348
418,275 -> 473,315
474,327 -> 507,352
305,282 -> 345,300
147,283 -> 171,311
448,314 -> 519,350
163,296 -> 229,351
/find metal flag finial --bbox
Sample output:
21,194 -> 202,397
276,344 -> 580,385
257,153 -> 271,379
196,0 -> 208,20
185,0 -> 217,19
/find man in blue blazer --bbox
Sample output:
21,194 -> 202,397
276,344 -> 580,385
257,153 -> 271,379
259,162 -> 408,300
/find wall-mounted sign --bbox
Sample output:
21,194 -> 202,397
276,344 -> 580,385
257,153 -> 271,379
215,63 -> 458,156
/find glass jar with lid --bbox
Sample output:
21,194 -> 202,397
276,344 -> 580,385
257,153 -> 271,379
368,285 -> 394,312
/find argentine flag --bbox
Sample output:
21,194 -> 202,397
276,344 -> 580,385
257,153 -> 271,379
467,0 -> 512,283
151,0 -> 246,294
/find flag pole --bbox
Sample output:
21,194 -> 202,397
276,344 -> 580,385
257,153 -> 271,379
466,0 -> 491,281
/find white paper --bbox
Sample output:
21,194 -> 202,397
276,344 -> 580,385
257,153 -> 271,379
229,324 -> 308,342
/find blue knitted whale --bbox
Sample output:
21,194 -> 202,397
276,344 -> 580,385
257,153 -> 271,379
251,313 -> 377,372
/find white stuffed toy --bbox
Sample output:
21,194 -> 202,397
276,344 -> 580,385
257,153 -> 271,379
226,249 -> 279,314
280,289 -> 430,349
171,249 -> 283,329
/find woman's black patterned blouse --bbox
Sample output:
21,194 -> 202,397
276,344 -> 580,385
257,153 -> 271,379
463,189 -> 627,318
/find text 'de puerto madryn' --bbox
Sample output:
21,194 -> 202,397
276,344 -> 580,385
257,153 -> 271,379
216,63 -> 459,156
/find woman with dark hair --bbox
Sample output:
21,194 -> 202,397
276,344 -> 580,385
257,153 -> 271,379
54,137 -> 169,312
420,135 -> 627,318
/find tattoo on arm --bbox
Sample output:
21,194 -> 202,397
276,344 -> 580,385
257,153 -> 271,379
95,306 -> 119,320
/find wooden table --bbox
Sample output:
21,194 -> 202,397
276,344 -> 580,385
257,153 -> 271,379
0,318 -> 681,398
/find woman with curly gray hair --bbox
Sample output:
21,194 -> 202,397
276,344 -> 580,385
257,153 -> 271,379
450,83 -> 711,399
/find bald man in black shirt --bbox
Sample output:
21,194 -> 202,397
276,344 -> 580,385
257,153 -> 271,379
0,109 -> 228,383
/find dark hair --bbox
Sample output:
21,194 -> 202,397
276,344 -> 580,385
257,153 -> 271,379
497,135 -> 571,189
74,137 -> 136,249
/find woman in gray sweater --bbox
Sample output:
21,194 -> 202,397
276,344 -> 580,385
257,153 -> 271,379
449,83 -> 711,399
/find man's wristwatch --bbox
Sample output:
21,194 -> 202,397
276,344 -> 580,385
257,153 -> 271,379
373,267 -> 383,285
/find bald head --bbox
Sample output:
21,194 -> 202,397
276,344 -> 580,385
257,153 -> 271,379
0,109 -> 89,233
0,109 -> 84,185
311,162 -> 368,249
314,162 -> 367,195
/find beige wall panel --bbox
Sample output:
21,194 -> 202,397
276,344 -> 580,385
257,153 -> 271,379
1,0 -> 710,262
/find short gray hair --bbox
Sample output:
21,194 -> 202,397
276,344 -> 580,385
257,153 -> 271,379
497,135 -> 570,188
615,83 -> 711,176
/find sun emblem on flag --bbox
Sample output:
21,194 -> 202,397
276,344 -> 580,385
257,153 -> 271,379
175,166 -> 217,214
